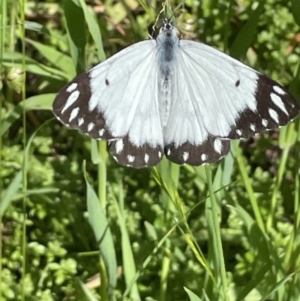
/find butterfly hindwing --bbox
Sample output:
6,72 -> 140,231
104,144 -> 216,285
109,137 -> 164,168
165,136 -> 230,165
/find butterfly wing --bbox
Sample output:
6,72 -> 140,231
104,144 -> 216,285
164,40 -> 300,165
53,40 -> 164,168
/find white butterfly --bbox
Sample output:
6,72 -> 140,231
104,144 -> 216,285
53,19 -> 300,168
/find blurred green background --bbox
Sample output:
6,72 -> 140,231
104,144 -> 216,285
1,0 -> 300,300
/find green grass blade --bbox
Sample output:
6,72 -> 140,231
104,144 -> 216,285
78,0 -> 105,61
205,165 -> 227,300
25,38 -> 76,76
78,279 -> 99,301
112,185 -> 140,301
260,272 -> 296,301
63,0 -> 87,73
232,141 -> 266,233
1,94 -> 55,136
267,123 -> 299,229
291,0 -> 300,27
229,2 -> 264,59
0,170 -> 22,217
184,287 -> 204,301
2,52 -> 70,80
83,164 -> 117,296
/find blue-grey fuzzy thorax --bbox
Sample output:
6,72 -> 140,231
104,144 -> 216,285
156,22 -> 179,77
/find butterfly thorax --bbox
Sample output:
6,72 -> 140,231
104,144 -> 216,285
156,20 -> 179,74
156,20 -> 179,127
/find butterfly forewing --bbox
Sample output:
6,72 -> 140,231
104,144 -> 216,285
53,72 -> 115,140
178,40 -> 300,138
53,40 -> 165,167
227,74 -> 300,139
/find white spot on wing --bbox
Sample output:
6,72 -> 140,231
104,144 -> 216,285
262,119 -> 268,127
167,149 -> 171,156
270,93 -> 288,115
62,90 -> 80,113
158,151 -> 162,158
115,139 -> 124,154
127,155 -> 135,163
236,129 -> 242,136
183,152 -> 189,161
66,83 -> 78,93
144,153 -> 149,163
99,129 -> 105,137
213,139 -> 223,154
69,107 -> 80,122
78,118 -> 84,126
250,124 -> 256,132
268,108 -> 279,123
87,122 -> 95,132
201,154 -> 207,161
113,155 -> 118,162
273,85 -> 285,95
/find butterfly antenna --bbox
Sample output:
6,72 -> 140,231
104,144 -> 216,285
173,1 -> 186,19
148,0 -> 169,39
152,1 -> 166,28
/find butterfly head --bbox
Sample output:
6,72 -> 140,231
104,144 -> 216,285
160,19 -> 176,37
148,18 -> 176,39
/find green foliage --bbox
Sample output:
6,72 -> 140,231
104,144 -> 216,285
0,0 -> 300,301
